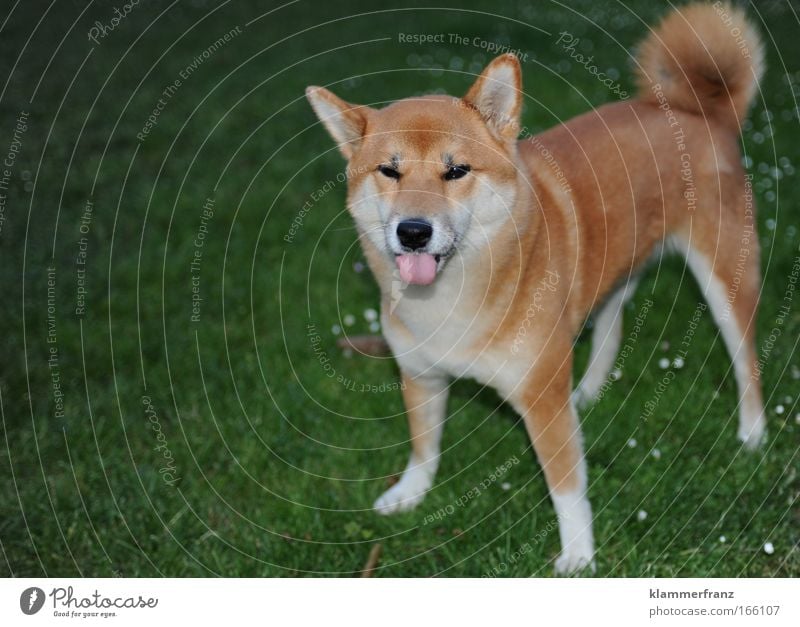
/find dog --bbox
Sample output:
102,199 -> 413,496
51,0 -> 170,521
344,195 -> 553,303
306,2 -> 765,573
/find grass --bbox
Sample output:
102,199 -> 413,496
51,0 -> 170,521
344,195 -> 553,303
0,0 -> 798,577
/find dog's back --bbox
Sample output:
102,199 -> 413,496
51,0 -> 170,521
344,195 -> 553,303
521,2 -> 764,323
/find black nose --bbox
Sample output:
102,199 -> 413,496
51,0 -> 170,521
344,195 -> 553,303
396,219 -> 433,250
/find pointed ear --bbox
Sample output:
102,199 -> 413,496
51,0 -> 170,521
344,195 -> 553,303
463,53 -> 522,141
305,86 -> 371,159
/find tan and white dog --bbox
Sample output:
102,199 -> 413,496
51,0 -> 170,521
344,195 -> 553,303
306,2 -> 765,573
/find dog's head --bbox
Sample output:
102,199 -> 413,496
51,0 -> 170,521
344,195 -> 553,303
306,54 -> 524,285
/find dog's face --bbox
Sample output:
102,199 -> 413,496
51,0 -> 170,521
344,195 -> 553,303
307,54 -> 524,285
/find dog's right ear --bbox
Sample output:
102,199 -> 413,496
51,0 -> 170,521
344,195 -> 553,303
305,86 -> 371,159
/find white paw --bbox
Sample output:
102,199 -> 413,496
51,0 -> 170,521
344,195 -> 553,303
554,549 -> 596,576
373,478 -> 429,515
573,371 -> 610,408
571,387 -> 593,409
738,421 -> 767,451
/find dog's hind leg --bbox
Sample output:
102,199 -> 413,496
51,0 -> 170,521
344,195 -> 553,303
673,231 -> 766,450
374,372 -> 448,514
574,277 -> 639,408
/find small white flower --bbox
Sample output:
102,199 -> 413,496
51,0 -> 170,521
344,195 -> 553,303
650,448 -> 661,460
784,395 -> 793,404
775,404 -> 785,415
364,308 -> 378,322
795,413 -> 800,424
763,541 -> 775,555
637,510 -> 648,522
343,314 -> 356,327
672,356 -> 685,369
610,368 -> 622,381
369,321 -> 380,333
627,438 -> 637,448
331,324 -> 341,335
719,535 -> 726,543
658,357 -> 670,369
500,482 -> 511,491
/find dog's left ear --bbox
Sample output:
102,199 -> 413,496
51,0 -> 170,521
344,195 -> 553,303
305,86 -> 372,159
463,53 -> 522,141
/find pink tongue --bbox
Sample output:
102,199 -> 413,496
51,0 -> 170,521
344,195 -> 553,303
396,253 -> 437,285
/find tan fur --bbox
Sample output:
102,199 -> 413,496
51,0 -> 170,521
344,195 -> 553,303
635,1 -> 764,130
402,372 -> 447,461
306,2 -> 765,572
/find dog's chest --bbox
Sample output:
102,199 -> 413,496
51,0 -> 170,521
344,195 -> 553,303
383,283 -> 523,389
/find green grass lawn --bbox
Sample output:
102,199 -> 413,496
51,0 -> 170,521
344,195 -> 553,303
1,0 -> 798,577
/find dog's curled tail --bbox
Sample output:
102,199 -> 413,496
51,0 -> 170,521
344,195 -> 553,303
635,2 -> 764,130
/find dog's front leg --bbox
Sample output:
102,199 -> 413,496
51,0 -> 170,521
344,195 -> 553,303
509,357 -> 595,575
373,372 -> 448,515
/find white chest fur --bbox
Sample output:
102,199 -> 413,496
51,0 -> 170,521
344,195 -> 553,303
382,261 -> 532,396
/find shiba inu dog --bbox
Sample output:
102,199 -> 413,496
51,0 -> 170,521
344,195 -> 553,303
306,2 -> 765,573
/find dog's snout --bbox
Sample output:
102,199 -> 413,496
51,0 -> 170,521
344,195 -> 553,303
396,219 -> 433,250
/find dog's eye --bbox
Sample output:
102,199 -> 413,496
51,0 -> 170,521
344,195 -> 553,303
444,164 -> 471,180
377,165 -> 401,180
